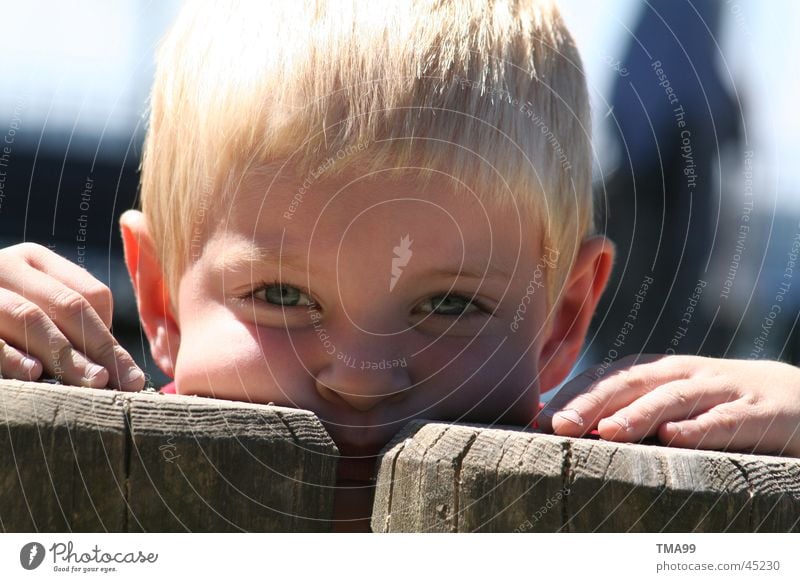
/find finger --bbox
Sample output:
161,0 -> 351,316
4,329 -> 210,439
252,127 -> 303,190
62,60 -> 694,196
10,243 -> 113,328
658,400 -> 798,456
538,353 -> 681,435
595,377 -> 736,442
0,287 -> 109,388
1,270 -> 144,391
0,338 -> 43,381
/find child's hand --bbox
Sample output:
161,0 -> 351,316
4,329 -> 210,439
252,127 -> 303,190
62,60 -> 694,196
0,243 -> 145,391
537,355 -> 800,457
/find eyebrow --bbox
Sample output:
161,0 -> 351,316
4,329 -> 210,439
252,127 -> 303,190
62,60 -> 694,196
420,264 -> 513,281
209,242 -> 308,277
211,242 -> 514,282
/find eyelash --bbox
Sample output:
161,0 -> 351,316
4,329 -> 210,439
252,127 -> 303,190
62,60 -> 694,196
238,278 -> 317,306
237,279 -> 490,317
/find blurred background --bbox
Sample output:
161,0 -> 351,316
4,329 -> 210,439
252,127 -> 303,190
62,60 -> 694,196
0,0 -> 797,391
0,1 -> 181,386
558,0 -> 800,379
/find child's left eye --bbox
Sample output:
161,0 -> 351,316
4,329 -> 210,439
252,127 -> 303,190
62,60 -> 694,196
251,282 -> 314,307
415,293 -> 483,317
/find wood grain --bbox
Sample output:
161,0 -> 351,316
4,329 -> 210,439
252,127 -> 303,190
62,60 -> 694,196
5,379 -> 799,533
0,380 -> 338,532
372,421 -> 800,532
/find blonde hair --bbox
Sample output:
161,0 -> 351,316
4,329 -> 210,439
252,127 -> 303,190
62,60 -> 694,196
140,0 -> 592,310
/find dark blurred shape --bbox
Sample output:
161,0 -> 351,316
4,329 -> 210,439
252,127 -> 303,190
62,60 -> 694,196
591,0 -> 742,358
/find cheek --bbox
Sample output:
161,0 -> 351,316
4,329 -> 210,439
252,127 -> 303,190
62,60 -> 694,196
173,315 -> 311,404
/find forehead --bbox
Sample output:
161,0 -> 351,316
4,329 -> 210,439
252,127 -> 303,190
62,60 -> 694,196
205,166 -> 541,275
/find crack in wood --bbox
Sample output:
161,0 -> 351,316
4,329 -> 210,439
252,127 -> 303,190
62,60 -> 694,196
560,439 -> 572,533
728,457 -> 754,532
451,430 -> 477,532
119,394 -> 132,532
383,438 -> 408,532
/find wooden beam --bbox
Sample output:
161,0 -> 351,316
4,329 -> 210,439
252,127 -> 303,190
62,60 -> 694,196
0,380 -> 338,532
372,421 -> 800,532
6,379 -> 799,533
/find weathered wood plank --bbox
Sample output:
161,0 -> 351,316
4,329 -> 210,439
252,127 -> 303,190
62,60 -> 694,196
372,421 -> 800,532
125,392 -> 338,531
0,380 -> 339,532
0,380 -> 127,532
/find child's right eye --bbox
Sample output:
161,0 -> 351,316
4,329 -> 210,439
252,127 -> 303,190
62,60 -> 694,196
250,281 -> 315,308
414,293 -> 483,317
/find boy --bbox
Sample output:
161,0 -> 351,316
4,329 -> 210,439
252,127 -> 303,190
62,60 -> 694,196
0,0 -> 799,530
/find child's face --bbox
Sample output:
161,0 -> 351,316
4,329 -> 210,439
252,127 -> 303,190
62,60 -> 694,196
124,168 -> 611,463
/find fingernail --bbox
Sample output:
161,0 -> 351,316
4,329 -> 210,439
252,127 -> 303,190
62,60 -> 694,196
554,409 -> 584,427
85,363 -> 106,381
21,357 -> 38,375
665,421 -> 682,434
607,415 -> 632,432
122,366 -> 145,386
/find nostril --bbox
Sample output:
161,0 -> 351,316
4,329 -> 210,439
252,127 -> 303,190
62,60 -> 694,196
313,354 -> 413,413
315,379 -> 346,406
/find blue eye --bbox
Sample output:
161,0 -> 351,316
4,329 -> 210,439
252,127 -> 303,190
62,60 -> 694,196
417,293 -> 481,316
253,283 -> 314,307
242,283 -> 485,317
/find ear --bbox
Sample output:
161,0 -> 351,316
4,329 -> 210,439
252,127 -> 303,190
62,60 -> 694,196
537,236 -> 614,391
119,209 -> 180,379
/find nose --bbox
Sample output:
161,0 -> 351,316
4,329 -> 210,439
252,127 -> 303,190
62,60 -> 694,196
315,351 -> 412,413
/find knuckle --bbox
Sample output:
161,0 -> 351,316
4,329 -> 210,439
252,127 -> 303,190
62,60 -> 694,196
52,289 -> 91,321
631,356 -> 677,387
635,403 -> 659,422
666,386 -> 690,409
570,389 -> 606,411
10,242 -> 44,266
605,366 -> 634,390
708,408 -> 740,433
0,251 -> 26,285
741,392 -> 759,407
660,354 -> 700,378
85,282 -> 112,307
7,300 -> 46,328
15,242 -> 39,258
91,338 -> 118,365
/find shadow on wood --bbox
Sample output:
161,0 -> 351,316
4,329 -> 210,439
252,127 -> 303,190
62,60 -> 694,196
372,421 -> 800,532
